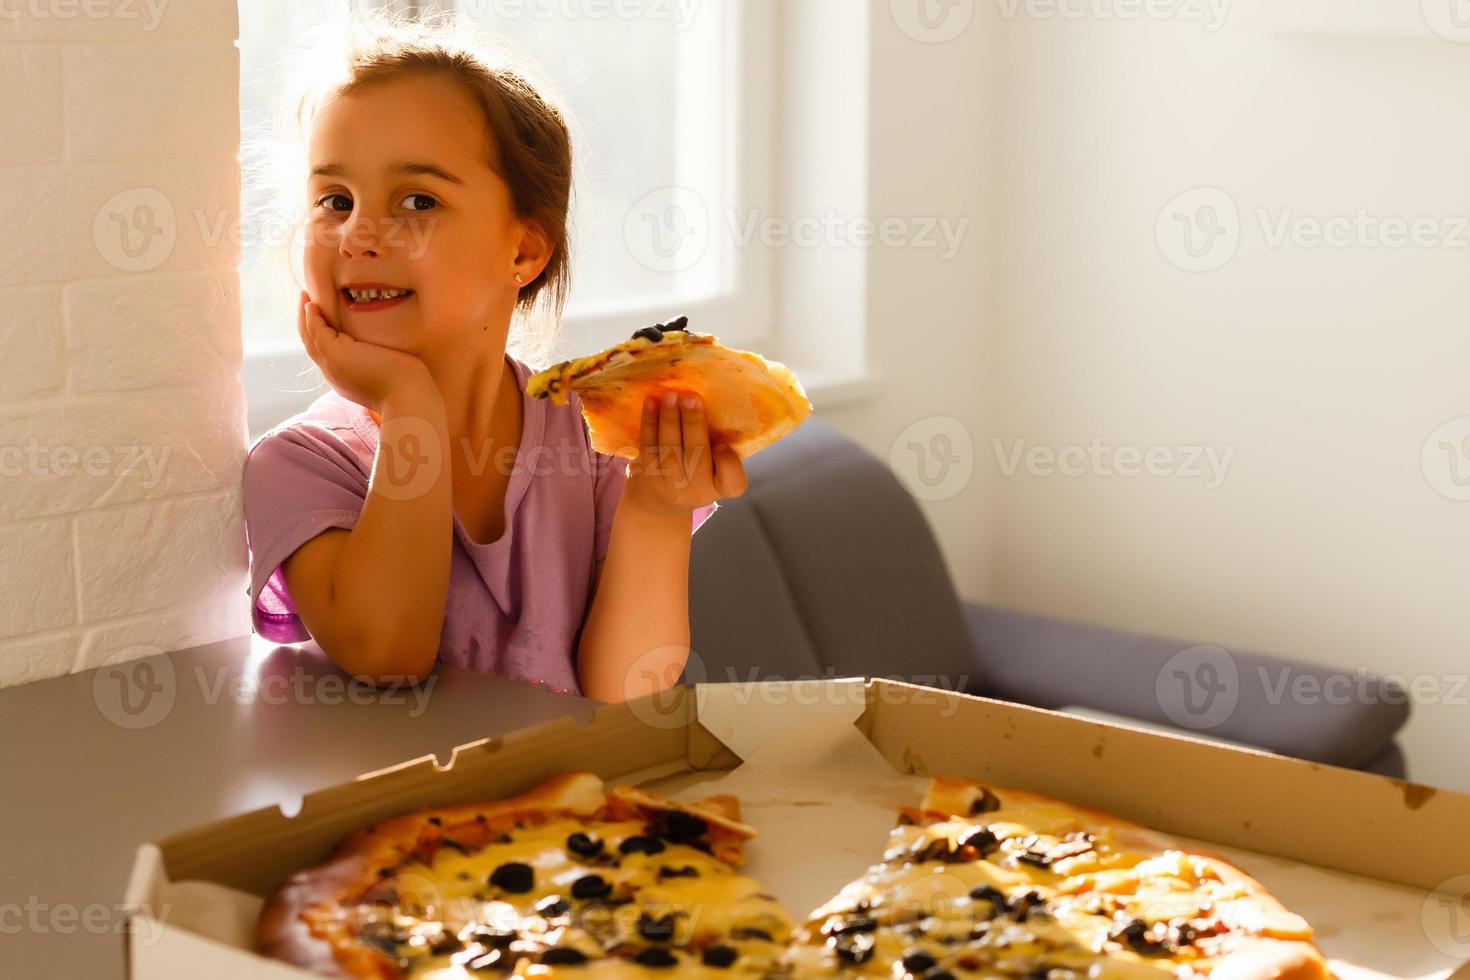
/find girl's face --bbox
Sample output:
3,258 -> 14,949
303,74 -> 547,354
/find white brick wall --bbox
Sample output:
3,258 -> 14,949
0,0 -> 248,687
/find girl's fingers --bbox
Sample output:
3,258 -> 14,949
639,394 -> 659,461
307,303 -> 343,360
308,306 -> 330,361
678,393 -> 711,488
301,300 -> 328,365
296,293 -> 311,346
657,390 -> 682,476
713,444 -> 748,498
312,301 -> 341,335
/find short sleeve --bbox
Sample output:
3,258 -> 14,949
591,451 -> 721,562
692,501 -> 719,535
241,424 -> 369,643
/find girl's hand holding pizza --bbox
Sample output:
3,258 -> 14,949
621,390 -> 748,518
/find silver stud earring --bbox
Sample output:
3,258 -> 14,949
514,273 -> 525,284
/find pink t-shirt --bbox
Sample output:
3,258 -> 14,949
241,353 -> 717,694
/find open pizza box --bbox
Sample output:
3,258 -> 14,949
123,679 -> 1470,979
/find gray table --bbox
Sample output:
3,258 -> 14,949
0,634 -> 598,980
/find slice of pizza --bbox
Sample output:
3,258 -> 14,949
525,316 -> 813,459
256,771 -> 794,978
781,776 -> 1335,980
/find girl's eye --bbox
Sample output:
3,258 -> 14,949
401,193 -> 439,212
316,193 -> 352,213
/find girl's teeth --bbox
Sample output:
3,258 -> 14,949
348,288 -> 410,302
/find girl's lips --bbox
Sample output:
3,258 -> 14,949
342,289 -> 414,312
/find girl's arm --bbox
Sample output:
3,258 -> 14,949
576,391 -> 746,702
575,506 -> 693,701
283,296 -> 454,684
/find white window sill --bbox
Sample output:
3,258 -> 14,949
792,365 -> 886,411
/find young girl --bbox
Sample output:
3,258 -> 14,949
241,20 -> 746,702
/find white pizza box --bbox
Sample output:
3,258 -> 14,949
122,679 -> 1470,979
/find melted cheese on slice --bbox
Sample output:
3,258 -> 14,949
348,816 -> 791,978
782,807 -> 1302,979
331,798 -> 1312,979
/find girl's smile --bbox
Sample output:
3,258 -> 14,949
341,282 -> 416,312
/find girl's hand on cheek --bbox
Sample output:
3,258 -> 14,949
296,291 -> 433,412
623,391 -> 747,519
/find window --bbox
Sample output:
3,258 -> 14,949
239,0 -> 775,437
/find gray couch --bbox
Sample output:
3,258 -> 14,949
688,417 -> 1411,779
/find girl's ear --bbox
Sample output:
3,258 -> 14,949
512,218 -> 554,285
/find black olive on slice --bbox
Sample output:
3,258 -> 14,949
618,835 -> 666,856
468,927 -> 516,949
833,931 -> 875,965
571,875 -> 611,900
634,947 -> 679,967
654,810 -> 708,842
565,832 -> 603,858
534,895 -> 570,918
487,862 -> 533,894
902,949 -> 937,973
959,827 -> 999,854
1009,890 -> 1045,922
702,944 -> 738,967
969,788 -> 1001,815
637,913 -> 677,942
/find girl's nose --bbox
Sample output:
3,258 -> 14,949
338,213 -> 390,258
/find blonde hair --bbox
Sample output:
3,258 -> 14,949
243,7 -> 576,367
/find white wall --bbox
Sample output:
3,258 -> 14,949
816,0 -> 998,600
0,3 -> 249,686
823,1 -> 1468,790
984,2 -> 1469,788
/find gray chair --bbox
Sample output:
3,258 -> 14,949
688,417 -> 1411,779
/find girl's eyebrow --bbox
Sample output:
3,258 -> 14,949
310,161 -> 465,186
